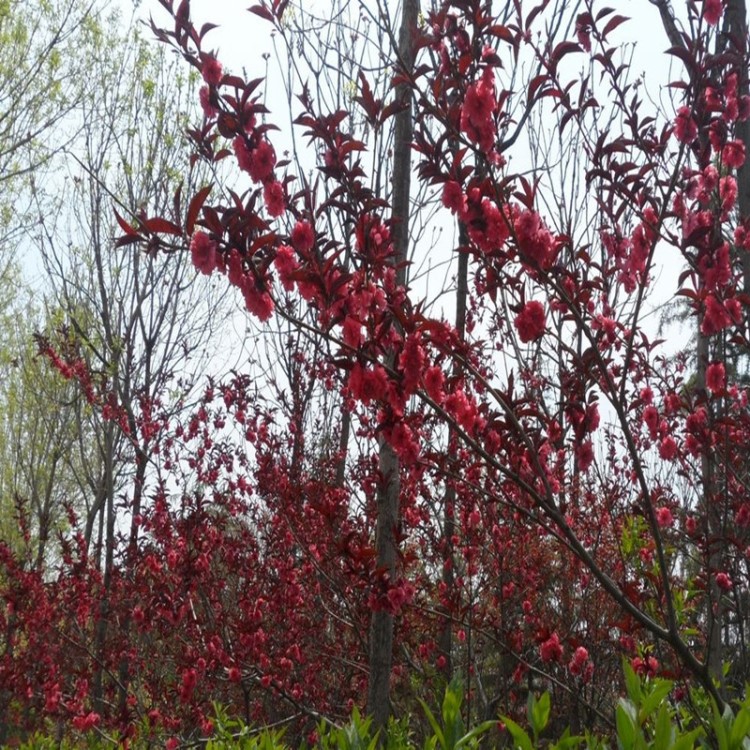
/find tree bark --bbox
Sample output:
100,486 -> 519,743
366,0 -> 418,732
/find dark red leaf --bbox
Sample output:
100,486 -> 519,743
143,217 -> 183,236
114,209 -> 139,237
186,185 -> 212,235
601,15 -> 629,39
247,4 -> 274,22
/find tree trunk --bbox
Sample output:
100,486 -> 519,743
437,224 -> 469,682
366,0 -> 418,732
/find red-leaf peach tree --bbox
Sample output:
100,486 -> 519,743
2,0 -> 750,744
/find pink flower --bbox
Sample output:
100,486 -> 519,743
199,85 -> 219,118
568,646 -> 589,676
514,300 -> 546,343
72,712 -> 101,732
348,363 -> 388,404
263,180 -> 285,217
442,181 -> 464,214
584,403 -> 600,433
722,140 -> 745,168
703,0 -> 723,25
701,295 -> 732,335
716,572 -> 732,591
674,106 -> 698,144
576,440 -> 594,472
190,231 -> 219,275
274,244 -> 298,292
243,284 -> 274,321
291,220 -> 315,252
655,506 -> 674,528
706,361 -> 726,394
423,366 -> 445,403
632,655 -> 658,677
540,632 -> 563,663
659,436 -> 678,460
233,136 -> 252,172
342,315 -> 363,348
720,176 -> 738,215
460,67 -> 497,153
515,210 -> 556,268
249,140 -> 276,183
201,56 -> 223,85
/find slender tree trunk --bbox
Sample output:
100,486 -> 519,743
366,0 -> 418,731
437,224 -> 469,682
92,424 -> 116,714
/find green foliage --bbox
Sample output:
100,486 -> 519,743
417,680 -> 495,750
14,673 -> 750,749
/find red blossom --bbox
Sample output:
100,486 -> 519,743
291,220 -> 315,252
658,436 -> 678,461
720,176 -> 738,216
423,366 -> 445,403
242,283 -> 275,321
199,85 -> 218,118
674,106 -> 698,144
706,361 -> 726,394
342,315 -> 364,348
201,55 -> 223,85
460,67 -> 497,153
643,405 -> 659,440
514,300 -> 546,343
72,712 -> 101,732
249,140 -> 276,183
540,632 -> 563,662
655,506 -> 674,528
263,180 -> 285,217
348,362 -> 388,404
632,655 -> 659,677
722,140 -> 745,168
568,646 -> 589,676
514,210 -> 556,268
442,181 -> 465,214
702,0 -> 723,25
190,231 -> 219,275
716,572 -> 733,591
701,295 -> 733,335
576,440 -> 594,472
274,244 -> 298,292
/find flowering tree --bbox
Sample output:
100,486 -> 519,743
2,0 -> 750,744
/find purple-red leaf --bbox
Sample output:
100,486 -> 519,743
601,15 -> 629,39
247,4 -> 274,22
186,186 -> 212,235
143,217 -> 183,236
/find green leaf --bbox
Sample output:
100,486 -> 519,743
671,728 -> 703,750
730,707 -> 750,750
501,716 -> 534,750
454,720 -> 497,750
639,679 -> 673,720
623,661 -> 642,706
653,702 -> 674,749
418,698 -> 446,750
616,699 -> 638,750
529,692 -> 551,738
